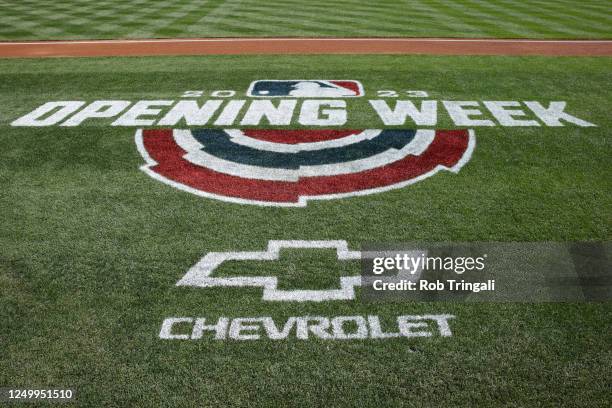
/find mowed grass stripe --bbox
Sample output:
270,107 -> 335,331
435,0 -> 583,38
287,0 -> 467,35
0,0 -> 596,39
486,0 -> 612,36
508,2 -> 610,37
127,1 -> 210,38
427,0 -> 517,37
460,1 -> 572,37
197,3 -> 435,38
0,0 -> 610,39
524,0 -> 612,27
213,2 -> 608,38
280,0 -> 486,35
184,1 -> 414,37
457,0 -> 544,37
403,1 -> 490,36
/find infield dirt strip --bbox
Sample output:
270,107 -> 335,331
1,38 -> 611,58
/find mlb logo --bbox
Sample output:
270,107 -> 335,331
247,80 -> 364,98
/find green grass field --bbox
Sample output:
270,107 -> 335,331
1,54 -> 610,406
0,0 -> 611,40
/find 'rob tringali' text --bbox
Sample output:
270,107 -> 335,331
372,279 -> 495,293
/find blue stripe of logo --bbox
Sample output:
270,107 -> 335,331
191,129 -> 416,169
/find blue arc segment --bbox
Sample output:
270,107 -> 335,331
191,129 -> 417,169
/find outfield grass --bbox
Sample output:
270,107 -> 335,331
0,0 -> 611,40
0,55 -> 610,406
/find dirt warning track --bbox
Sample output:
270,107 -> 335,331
1,38 -> 611,58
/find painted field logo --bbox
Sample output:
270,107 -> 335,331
136,128 -> 475,206
177,240 -> 362,302
247,80 -> 364,98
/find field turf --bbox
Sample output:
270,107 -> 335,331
0,0 -> 611,40
1,55 -> 611,406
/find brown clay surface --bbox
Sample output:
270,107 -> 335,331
1,38 -> 611,58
